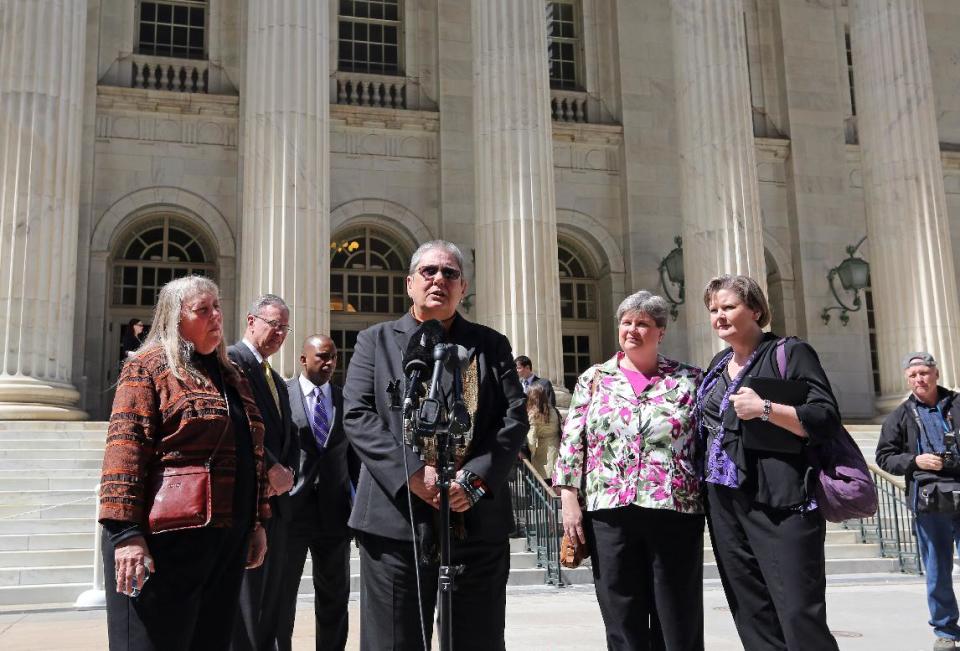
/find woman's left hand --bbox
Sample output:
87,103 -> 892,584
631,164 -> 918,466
730,387 -> 765,420
246,524 -> 268,569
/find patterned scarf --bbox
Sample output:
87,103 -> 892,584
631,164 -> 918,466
695,345 -> 762,489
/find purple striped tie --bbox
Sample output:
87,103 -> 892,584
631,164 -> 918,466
312,386 -> 330,451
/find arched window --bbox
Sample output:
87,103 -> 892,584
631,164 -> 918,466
330,225 -> 411,383
558,238 -> 599,391
111,215 -> 216,307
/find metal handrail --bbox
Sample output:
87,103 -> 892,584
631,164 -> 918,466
845,462 -> 921,574
509,458 -> 563,585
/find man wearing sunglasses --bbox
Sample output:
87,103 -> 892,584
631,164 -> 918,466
229,294 -> 299,651
343,240 -> 528,651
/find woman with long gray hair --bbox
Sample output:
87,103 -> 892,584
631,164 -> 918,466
554,290 -> 705,650
98,275 -> 270,650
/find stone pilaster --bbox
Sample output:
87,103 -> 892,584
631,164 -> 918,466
670,0 -> 766,368
240,0 -> 329,376
472,0 -> 564,392
850,0 -> 960,408
0,0 -> 88,419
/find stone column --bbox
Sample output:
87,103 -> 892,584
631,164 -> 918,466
472,0 -> 564,394
0,0 -> 88,419
670,0 -> 766,368
850,0 -> 960,408
240,0 -> 329,377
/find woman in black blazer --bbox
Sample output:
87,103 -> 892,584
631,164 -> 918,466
695,274 -> 839,651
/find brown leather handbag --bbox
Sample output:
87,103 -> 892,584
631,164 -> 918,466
145,392 -> 231,534
559,533 -> 588,569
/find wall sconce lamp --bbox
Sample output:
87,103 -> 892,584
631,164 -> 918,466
820,236 -> 869,326
658,236 -> 685,321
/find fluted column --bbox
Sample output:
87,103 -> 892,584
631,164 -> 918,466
472,0 -> 564,392
851,0 -> 960,407
0,0 -> 88,419
240,0 -> 329,376
671,0 -> 766,367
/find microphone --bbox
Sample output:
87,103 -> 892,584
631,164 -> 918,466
401,320 -> 443,415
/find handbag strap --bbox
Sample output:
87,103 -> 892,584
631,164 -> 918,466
775,338 -> 788,378
205,388 -> 232,468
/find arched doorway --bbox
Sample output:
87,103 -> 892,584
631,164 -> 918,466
106,214 -> 218,385
558,238 -> 600,392
329,225 -> 412,384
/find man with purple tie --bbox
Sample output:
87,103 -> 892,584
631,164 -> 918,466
275,335 -> 359,651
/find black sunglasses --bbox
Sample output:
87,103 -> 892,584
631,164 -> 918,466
416,265 -> 462,281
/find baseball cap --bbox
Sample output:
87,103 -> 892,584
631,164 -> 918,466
902,352 -> 937,370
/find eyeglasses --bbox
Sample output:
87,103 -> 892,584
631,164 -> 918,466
416,265 -> 462,281
252,314 -> 293,334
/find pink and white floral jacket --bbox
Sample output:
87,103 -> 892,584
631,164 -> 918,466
553,352 -> 703,514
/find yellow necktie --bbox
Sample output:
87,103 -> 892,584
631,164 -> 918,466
262,360 -> 280,411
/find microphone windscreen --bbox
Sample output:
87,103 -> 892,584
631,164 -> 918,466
402,319 -> 443,371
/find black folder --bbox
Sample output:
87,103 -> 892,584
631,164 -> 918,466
740,376 -> 809,454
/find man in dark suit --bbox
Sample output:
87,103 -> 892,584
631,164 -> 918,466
343,240 -> 528,651
229,294 -> 298,651
275,334 -> 359,651
514,355 -> 556,406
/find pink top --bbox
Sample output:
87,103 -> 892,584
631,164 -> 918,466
619,356 -> 659,396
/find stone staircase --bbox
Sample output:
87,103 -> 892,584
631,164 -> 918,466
0,421 -> 902,609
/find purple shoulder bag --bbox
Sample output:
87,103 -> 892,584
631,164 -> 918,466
775,339 -> 878,522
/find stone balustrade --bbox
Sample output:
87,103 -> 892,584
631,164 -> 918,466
333,71 -> 420,110
550,89 -> 589,123
130,55 -> 208,93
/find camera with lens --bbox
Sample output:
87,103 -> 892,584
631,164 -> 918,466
941,431 -> 960,473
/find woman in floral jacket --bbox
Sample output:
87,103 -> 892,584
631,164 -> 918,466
554,290 -> 704,651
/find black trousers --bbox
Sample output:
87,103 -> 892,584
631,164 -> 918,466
706,484 -> 839,651
274,500 -> 351,651
584,505 -> 705,651
232,514 -> 290,651
103,525 -> 248,651
356,531 -> 510,651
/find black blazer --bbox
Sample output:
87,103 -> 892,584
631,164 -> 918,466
343,312 -> 528,542
228,341 -> 298,519
285,376 -> 359,537
707,333 -> 841,509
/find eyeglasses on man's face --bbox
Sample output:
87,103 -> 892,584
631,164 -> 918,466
252,313 -> 292,334
416,265 -> 462,281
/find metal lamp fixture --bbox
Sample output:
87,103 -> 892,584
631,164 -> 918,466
658,236 -> 685,321
820,236 -> 869,326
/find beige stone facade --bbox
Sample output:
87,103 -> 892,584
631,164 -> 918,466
4,0 -> 960,420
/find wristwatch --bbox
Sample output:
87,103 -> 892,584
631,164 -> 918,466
761,399 -> 772,421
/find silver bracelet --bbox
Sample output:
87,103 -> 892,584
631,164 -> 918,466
761,399 -> 772,421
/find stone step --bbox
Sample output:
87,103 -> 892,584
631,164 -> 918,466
0,582 -> 89,607
0,564 -> 89,587
0,449 -> 104,460
0,490 -> 94,506
0,459 -> 103,470
0,477 -> 99,491
0,519 -> 94,535
0,549 -> 91,569
0,469 -> 101,479
0,422 -> 108,432
0,439 -> 105,450
0,430 -> 106,441
0,532 -> 93,551
0,503 -> 97,519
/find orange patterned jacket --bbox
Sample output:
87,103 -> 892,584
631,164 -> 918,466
98,346 -> 271,530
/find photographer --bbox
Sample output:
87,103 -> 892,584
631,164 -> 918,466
877,352 -> 960,651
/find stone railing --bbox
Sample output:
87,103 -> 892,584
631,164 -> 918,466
550,89 -> 589,123
332,71 -> 425,111
99,54 -> 235,96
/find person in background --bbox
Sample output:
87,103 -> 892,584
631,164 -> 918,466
229,294 -> 298,651
555,290 -> 704,650
876,352 -> 960,651
275,334 -> 359,651
515,355 -> 556,406
120,318 -> 145,360
696,274 -> 839,651
525,384 -> 561,483
99,275 -> 269,650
